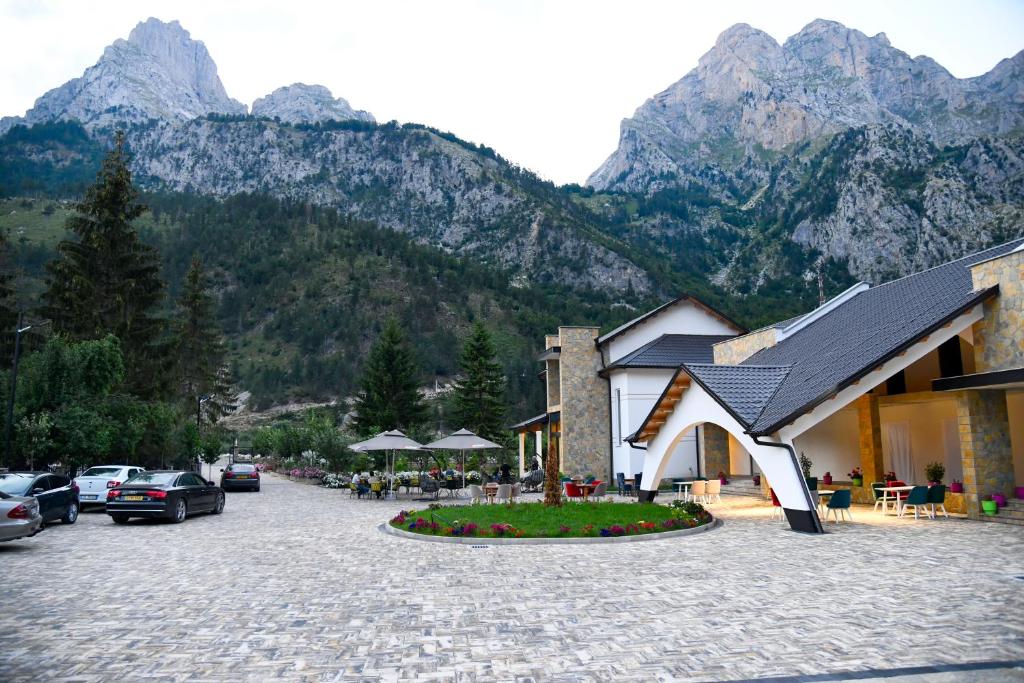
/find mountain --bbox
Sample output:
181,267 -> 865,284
0,18 -> 245,135
251,84 -> 374,124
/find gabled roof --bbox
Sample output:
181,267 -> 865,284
684,363 -> 793,428
601,334 -> 735,373
596,295 -> 745,347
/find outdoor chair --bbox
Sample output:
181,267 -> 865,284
616,472 -> 633,497
824,489 -> 853,523
420,478 -> 440,500
349,482 -> 358,498
496,484 -> 513,504
467,484 -> 484,505
769,488 -> 783,521
634,472 -> 643,496
898,486 -> 931,519
690,480 -> 707,504
511,483 -> 522,501
370,481 -> 384,499
871,482 -> 886,512
590,481 -> 609,501
705,479 -> 722,503
927,484 -> 948,519
891,480 -> 909,501
564,482 -> 582,502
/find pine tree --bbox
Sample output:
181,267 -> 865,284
174,256 -> 236,424
351,319 -> 427,436
451,322 -> 506,441
43,131 -> 167,397
0,229 -> 18,359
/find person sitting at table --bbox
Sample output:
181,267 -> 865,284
498,463 -> 515,485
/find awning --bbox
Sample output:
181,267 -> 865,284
509,413 -> 548,433
932,367 -> 1024,392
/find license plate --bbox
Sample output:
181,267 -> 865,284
124,495 -> 144,501
82,494 -> 97,500
235,475 -> 249,479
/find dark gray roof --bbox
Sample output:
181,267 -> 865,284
605,334 -> 735,371
683,363 -> 793,427
596,295 -> 744,346
734,237 -> 1024,434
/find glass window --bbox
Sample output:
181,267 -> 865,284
0,474 -> 33,495
123,472 -> 177,486
229,464 -> 255,473
82,467 -> 122,477
177,473 -> 202,487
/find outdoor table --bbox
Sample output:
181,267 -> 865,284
816,489 -> 835,515
577,483 -> 595,501
484,483 -> 498,504
674,481 -> 693,501
878,485 -> 915,515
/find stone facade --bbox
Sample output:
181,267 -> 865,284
699,424 -> 730,478
854,394 -> 885,504
556,327 -> 611,481
969,250 -> 1024,372
957,389 -> 1015,518
712,327 -> 778,365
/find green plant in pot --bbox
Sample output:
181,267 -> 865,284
924,462 -> 945,486
981,495 -> 998,516
848,467 -> 863,487
799,453 -> 817,490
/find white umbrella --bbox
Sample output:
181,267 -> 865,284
425,428 -> 502,489
349,430 -> 424,498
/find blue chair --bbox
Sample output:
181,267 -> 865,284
927,485 -> 948,519
616,472 -> 633,497
824,489 -> 853,523
899,486 -> 931,519
634,472 -> 644,494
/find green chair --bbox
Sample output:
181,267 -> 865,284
898,486 -> 930,519
824,489 -> 852,523
927,484 -> 948,519
870,482 -> 887,512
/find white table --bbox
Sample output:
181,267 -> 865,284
878,485 -> 915,515
816,489 -> 835,515
674,481 -> 693,501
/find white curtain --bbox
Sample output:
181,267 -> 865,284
886,422 -> 913,482
941,418 -> 964,482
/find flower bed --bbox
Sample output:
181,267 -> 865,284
389,500 -> 711,539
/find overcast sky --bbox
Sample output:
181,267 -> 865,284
2,0 -> 1022,184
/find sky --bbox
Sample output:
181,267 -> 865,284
1,0 -> 1022,185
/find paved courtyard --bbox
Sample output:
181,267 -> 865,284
1,470 -> 1023,682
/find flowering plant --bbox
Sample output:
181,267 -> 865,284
490,523 -> 515,537
884,471 -> 896,481
848,467 -> 863,480
558,525 -> 572,535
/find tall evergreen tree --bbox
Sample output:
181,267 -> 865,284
42,131 -> 167,397
174,256 -> 236,424
351,319 -> 427,436
0,229 -> 18,359
451,322 -> 506,441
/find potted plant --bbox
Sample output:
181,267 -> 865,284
950,479 -> 964,493
1015,486 -> 1024,500
822,471 -> 833,485
800,453 -> 817,490
848,467 -> 863,487
981,495 -> 998,515
717,470 -> 729,485
924,462 -> 945,486
992,492 -> 1007,507
884,471 -> 897,482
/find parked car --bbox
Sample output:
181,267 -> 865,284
0,472 -> 79,524
73,465 -> 145,507
220,462 -> 260,492
106,470 -> 225,524
0,490 -> 43,542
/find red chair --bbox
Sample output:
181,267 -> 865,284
769,488 -> 783,521
891,480 -> 909,500
564,482 -> 582,502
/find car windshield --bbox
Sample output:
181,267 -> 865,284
230,464 -> 256,472
123,472 -> 177,486
82,467 -> 122,477
0,474 -> 33,495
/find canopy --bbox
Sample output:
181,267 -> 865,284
349,430 -> 424,498
425,428 -> 502,488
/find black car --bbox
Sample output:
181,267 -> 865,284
219,463 -> 260,492
0,472 -> 79,524
105,470 -> 225,524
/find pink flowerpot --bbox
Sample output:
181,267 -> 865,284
1015,486 -> 1024,500
950,482 -> 963,493
822,475 -> 832,485
992,494 -> 1007,507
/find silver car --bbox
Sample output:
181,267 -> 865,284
74,465 -> 145,507
0,490 -> 43,542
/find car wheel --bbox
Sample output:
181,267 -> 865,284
171,498 -> 187,523
111,514 -> 130,524
211,493 -> 225,515
61,501 -> 79,524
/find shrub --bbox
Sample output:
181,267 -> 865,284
924,462 -> 945,483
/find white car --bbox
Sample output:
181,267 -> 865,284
73,465 -> 145,507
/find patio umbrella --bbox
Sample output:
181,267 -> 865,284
349,430 -> 424,498
425,428 -> 502,488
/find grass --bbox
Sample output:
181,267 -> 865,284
390,501 -> 710,539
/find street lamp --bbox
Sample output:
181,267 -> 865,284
4,313 -> 50,470
197,394 -> 214,428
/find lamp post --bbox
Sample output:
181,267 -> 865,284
4,313 -> 50,470
195,394 -> 213,473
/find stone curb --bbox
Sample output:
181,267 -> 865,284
378,516 -> 721,545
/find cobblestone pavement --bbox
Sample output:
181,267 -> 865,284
1,470 -> 1023,682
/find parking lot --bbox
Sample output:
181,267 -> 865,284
1,470 -> 1023,682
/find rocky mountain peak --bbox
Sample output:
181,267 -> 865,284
251,83 -> 374,124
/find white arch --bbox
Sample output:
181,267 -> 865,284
637,379 -> 820,530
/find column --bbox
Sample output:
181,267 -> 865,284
699,424 -> 730,478
856,393 -> 884,503
518,431 -> 526,477
957,389 -> 1014,519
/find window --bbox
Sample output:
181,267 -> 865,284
616,388 -> 623,445
125,472 -> 177,486
178,473 -> 203,487
229,464 -> 256,473
82,467 -> 122,477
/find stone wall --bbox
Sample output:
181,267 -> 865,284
557,327 -> 610,481
970,250 -> 1024,372
700,424 -> 730,478
713,328 -> 778,365
957,389 -> 1015,518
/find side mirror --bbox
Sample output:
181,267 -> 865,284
219,468 -> 224,472
32,487 -> 45,495
207,480 -> 216,486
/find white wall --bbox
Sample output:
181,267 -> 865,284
791,407 -> 859,480
606,300 -> 738,363
879,398 -> 959,484
1010,392 -> 1024,486
610,368 -> 696,478
728,434 -> 758,475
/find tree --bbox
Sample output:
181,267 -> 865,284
43,131 -> 168,397
351,319 -> 427,436
0,229 -> 19,359
450,322 -> 507,441
200,430 -> 224,480
174,256 -> 236,424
